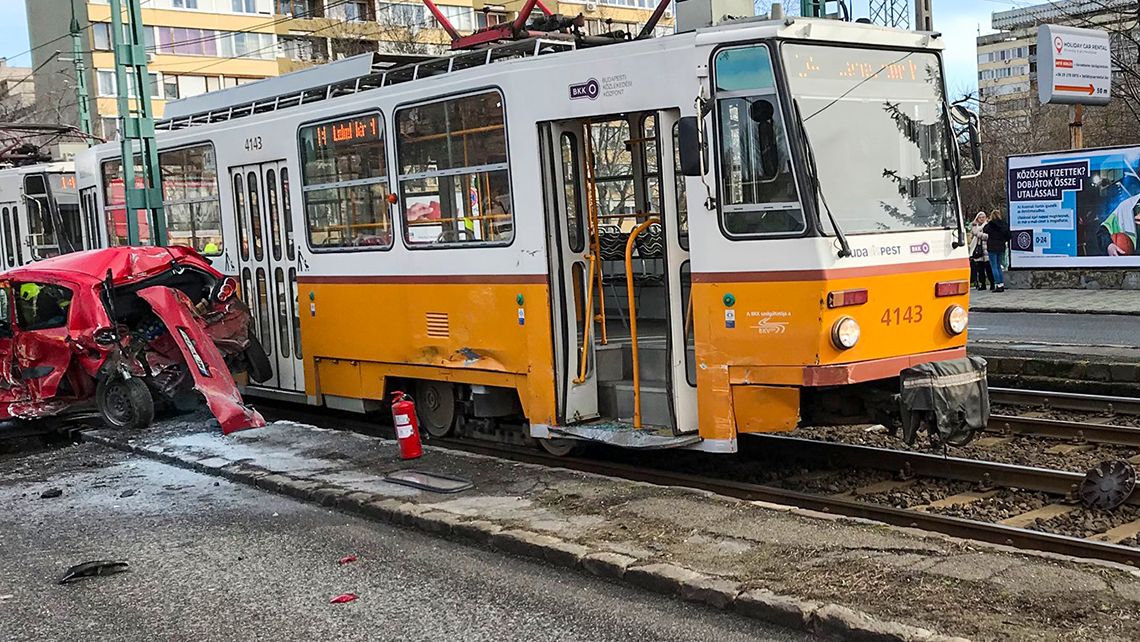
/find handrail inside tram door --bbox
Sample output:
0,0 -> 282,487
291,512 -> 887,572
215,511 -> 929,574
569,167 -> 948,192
624,216 -> 659,429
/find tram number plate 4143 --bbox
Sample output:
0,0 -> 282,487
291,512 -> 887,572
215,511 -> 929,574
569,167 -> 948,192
881,305 -> 923,326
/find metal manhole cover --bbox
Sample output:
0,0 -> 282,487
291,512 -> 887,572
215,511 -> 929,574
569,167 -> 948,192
383,470 -> 474,493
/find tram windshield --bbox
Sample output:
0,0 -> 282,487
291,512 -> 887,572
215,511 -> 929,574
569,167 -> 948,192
782,44 -> 958,235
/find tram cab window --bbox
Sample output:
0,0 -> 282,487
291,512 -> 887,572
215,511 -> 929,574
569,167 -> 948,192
713,44 -> 804,237
396,91 -> 513,247
299,112 -> 393,250
160,144 -> 223,255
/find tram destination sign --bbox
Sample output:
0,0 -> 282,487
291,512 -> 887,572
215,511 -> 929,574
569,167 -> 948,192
313,113 -> 381,150
1037,24 -> 1111,106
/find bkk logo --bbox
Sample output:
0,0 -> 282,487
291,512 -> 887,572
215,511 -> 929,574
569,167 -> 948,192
569,78 -> 600,101
909,242 -> 931,255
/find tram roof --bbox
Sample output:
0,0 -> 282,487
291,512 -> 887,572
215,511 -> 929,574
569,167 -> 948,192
0,161 -> 74,176
154,17 -> 943,133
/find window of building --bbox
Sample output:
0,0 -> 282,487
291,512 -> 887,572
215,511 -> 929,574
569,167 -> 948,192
163,75 -> 180,99
156,26 -> 220,56
97,70 -> 116,97
93,23 -> 112,51
100,117 -> 120,141
435,5 -> 474,31
331,38 -> 378,60
396,91 -> 512,247
13,282 -> 73,331
219,32 -> 275,59
276,0 -> 309,16
477,11 -> 507,29
330,0 -> 374,21
231,0 -> 256,12
279,35 -> 327,62
713,44 -> 804,236
378,2 -> 425,26
298,112 -> 393,250
160,144 -> 223,254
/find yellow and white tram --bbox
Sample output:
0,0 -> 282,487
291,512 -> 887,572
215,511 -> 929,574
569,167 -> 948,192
76,14 -> 986,453
0,162 -> 97,269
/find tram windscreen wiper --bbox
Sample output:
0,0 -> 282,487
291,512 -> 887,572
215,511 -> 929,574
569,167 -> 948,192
793,99 -> 851,259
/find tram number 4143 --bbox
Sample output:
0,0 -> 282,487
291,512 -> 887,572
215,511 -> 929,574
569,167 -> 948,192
244,136 -> 263,151
881,305 -> 923,326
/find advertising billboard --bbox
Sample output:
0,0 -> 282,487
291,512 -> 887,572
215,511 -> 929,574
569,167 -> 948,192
1007,145 -> 1140,269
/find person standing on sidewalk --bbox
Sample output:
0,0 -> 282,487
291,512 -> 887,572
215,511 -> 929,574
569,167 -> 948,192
969,211 -> 993,291
980,209 -> 1010,292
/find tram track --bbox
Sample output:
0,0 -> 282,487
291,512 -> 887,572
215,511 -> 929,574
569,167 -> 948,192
254,400 -> 1140,569
991,387 -> 1140,416
435,436 -> 1140,568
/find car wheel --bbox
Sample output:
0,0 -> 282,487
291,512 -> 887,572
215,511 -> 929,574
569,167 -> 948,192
244,334 -> 273,383
96,376 -> 155,430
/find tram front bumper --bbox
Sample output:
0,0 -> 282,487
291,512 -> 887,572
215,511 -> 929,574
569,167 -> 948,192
898,356 -> 989,446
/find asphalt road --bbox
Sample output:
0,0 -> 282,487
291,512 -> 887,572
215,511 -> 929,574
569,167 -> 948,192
0,442 -> 807,642
969,311 -> 1140,349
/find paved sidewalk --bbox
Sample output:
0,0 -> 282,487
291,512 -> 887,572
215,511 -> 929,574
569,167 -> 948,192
85,416 -> 1140,642
971,288 -> 1140,315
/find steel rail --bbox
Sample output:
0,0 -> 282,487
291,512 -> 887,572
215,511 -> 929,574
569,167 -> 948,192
438,438 -> 1140,568
743,434 -> 1140,505
255,404 -> 1140,567
991,387 -> 1140,416
989,413 -> 1140,448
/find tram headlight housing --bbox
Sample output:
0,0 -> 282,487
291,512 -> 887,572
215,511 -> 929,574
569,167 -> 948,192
830,316 -> 860,350
944,305 -> 968,335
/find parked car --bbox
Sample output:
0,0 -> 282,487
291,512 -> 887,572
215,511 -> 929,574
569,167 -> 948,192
0,246 -> 269,433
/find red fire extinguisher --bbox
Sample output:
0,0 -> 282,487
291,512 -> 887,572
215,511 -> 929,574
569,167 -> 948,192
390,391 -> 423,460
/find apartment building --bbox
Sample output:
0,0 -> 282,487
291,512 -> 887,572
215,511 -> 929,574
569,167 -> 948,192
26,0 -> 674,141
976,0 -> 1133,120
0,59 -> 36,112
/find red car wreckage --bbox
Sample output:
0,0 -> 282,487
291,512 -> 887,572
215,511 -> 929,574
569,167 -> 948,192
0,246 -> 268,434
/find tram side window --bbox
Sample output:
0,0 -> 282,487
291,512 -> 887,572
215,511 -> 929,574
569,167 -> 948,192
396,91 -> 512,247
713,44 -> 804,237
298,112 -> 392,250
160,144 -> 223,255
101,158 -> 153,246
2,207 -> 13,266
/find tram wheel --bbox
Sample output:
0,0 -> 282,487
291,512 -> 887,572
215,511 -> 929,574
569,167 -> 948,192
416,380 -> 456,438
538,438 -> 582,457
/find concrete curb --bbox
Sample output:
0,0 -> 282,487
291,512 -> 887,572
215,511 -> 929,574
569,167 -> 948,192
83,432 -> 970,642
971,305 -> 1138,316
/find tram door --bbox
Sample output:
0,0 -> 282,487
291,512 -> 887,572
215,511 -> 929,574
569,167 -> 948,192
540,122 -> 599,423
654,110 -> 698,434
228,161 -> 304,393
541,111 -> 697,433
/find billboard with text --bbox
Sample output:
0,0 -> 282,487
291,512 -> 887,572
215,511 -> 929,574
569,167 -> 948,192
1007,145 -> 1140,268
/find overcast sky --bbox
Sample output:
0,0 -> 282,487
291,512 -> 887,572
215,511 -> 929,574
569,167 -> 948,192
0,0 -> 1030,98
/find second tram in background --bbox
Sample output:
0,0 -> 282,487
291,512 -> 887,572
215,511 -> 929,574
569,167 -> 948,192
0,162 -> 98,269
74,11 -> 988,453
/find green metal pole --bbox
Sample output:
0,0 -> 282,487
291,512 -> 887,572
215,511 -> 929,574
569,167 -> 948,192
109,0 -> 165,246
801,1 -> 825,17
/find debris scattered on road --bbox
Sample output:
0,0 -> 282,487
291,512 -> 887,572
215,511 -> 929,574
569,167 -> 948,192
338,555 -> 358,565
0,594 -> 13,602
119,489 -> 137,498
58,560 -> 129,584
329,593 -> 358,604
40,488 -> 63,499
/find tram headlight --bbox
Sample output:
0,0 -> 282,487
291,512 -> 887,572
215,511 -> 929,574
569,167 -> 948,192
830,316 -> 860,350
944,305 -> 968,335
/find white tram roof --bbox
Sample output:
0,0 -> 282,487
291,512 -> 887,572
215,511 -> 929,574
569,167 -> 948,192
0,161 -> 74,178
155,17 -> 943,132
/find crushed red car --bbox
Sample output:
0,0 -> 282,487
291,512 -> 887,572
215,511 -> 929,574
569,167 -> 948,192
0,246 -> 269,433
